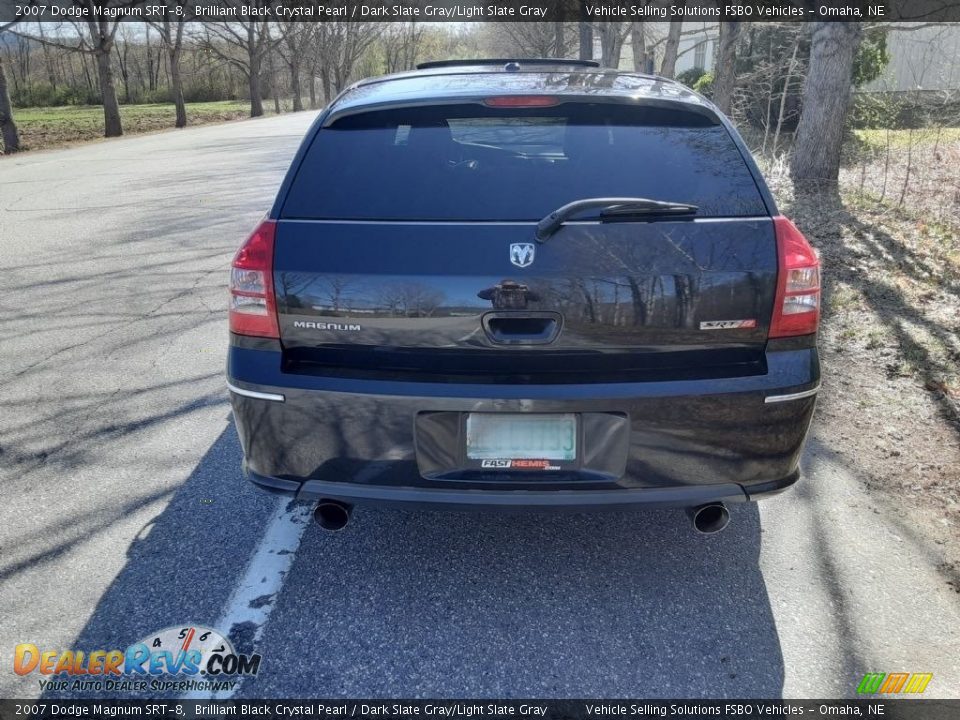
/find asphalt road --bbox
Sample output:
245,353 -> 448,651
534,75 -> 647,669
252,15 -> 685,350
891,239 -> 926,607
1,113 -> 958,700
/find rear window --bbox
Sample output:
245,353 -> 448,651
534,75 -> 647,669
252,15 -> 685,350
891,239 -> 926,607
281,103 -> 767,220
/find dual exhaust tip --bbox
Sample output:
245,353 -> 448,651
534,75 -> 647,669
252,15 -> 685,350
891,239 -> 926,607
687,502 -> 731,535
313,500 -> 352,532
311,499 -> 730,534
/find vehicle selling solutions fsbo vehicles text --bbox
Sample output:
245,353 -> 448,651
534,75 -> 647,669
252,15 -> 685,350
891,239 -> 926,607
358,705 -> 548,716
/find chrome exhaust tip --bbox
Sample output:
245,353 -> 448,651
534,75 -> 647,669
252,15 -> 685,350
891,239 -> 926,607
313,500 -> 352,531
687,503 -> 730,534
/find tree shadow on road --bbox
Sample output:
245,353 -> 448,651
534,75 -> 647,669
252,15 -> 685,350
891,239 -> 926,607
36,420 -> 275,700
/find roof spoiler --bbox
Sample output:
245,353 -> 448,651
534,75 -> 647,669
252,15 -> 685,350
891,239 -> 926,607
416,58 -> 601,70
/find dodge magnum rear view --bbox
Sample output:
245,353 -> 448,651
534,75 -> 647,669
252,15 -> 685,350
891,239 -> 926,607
226,59 -> 820,533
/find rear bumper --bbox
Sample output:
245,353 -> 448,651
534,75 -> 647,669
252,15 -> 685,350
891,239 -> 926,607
228,340 -> 818,509
247,467 -> 799,509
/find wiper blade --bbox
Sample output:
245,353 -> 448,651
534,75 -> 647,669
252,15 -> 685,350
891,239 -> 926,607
599,204 -> 698,220
535,197 -> 698,242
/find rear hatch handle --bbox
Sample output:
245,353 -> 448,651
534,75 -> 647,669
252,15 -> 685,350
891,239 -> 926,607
482,312 -> 563,346
535,197 -> 698,242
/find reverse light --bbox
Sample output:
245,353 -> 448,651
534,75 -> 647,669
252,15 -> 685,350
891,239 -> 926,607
483,96 -> 560,108
229,220 -> 279,338
770,216 -> 821,338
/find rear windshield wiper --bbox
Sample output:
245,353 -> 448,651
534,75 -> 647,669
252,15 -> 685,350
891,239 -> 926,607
535,197 -> 698,242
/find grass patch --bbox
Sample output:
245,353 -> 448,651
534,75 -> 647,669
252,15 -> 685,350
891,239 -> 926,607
852,126 -> 960,149
10,100 -> 294,152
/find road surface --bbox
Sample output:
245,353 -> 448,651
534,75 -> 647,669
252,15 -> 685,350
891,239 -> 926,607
1,113 -> 958,699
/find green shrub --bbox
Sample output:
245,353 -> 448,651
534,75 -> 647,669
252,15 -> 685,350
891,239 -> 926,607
12,83 -> 100,108
676,67 -> 707,89
693,72 -> 715,98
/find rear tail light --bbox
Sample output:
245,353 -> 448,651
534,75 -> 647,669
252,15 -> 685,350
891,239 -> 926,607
770,216 -> 821,338
229,220 -> 279,339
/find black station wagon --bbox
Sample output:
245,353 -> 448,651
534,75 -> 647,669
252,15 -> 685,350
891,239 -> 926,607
226,59 -> 821,533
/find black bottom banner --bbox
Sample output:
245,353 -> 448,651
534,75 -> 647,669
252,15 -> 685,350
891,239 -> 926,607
1,700 -> 959,720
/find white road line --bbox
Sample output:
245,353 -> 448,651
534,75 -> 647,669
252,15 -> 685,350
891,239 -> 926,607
183,496 -> 312,700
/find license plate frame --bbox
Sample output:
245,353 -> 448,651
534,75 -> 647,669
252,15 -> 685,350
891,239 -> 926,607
465,413 -> 578,464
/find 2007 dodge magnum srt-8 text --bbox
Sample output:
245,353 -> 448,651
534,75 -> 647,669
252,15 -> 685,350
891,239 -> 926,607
226,59 -> 820,533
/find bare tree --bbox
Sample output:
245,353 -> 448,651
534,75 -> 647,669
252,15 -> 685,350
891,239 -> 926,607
396,282 -> 444,317
13,12 -> 130,137
0,19 -> 20,153
277,23 -> 313,112
596,23 -> 631,68
150,2 -> 189,127
660,15 -> 685,78
114,24 -> 135,103
0,50 -> 19,153
790,22 -> 864,192
484,23 -> 565,59
201,12 -> 280,117
630,22 -> 647,72
315,22 -> 382,100
578,2 -> 593,61
771,35 -> 801,154
84,15 -> 125,136
553,20 -> 566,57
264,22 -> 281,114
36,23 -> 59,91
712,22 -> 742,115
381,22 -> 424,74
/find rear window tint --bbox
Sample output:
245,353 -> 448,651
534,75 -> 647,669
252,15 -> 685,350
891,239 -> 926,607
282,103 -> 766,220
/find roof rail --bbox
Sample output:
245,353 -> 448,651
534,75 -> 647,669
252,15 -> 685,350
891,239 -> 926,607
415,58 -> 601,70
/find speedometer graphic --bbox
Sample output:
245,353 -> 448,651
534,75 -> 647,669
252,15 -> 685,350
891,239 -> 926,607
133,624 -> 234,673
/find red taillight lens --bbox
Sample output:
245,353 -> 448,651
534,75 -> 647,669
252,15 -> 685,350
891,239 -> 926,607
483,96 -> 560,108
229,220 -> 279,338
770,216 -> 821,338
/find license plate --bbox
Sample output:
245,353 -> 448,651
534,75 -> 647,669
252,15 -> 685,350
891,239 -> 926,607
466,413 -> 577,461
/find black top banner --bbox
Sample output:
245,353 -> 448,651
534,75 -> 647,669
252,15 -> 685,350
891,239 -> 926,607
3,0 -> 960,23
2,700 -> 960,720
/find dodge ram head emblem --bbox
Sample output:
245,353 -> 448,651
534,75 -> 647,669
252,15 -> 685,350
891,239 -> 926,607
509,243 -> 535,268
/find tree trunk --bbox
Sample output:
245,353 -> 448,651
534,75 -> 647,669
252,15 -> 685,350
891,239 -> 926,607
772,38 -> 800,154
247,24 -> 264,118
83,53 -> 96,94
597,25 -> 625,68
0,54 -> 21,153
247,39 -> 264,120
265,23 -> 280,115
553,20 -> 565,57
169,47 -> 186,128
790,22 -> 863,192
630,22 -> 646,72
96,50 -> 123,137
308,76 -> 317,109
145,26 -> 155,91
115,43 -> 132,104
578,18 -> 593,61
38,23 -> 58,90
660,19 -> 683,78
268,48 -> 280,114
320,68 -> 332,105
290,57 -> 303,112
711,21 -> 742,115
249,69 -> 264,117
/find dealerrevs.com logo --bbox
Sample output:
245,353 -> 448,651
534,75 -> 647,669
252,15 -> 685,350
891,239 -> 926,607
14,624 -> 261,694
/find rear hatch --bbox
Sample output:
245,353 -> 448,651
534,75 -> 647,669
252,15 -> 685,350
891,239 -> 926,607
274,100 -> 776,383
